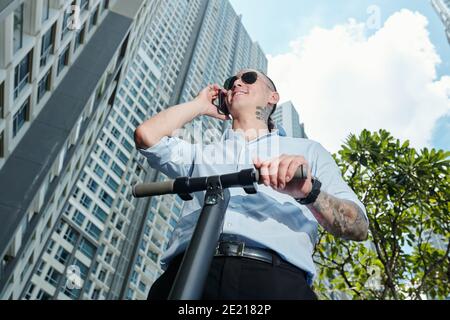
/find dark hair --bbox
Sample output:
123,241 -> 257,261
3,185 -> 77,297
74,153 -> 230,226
257,70 -> 278,132
268,105 -> 277,131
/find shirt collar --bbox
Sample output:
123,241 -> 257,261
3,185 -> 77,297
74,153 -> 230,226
221,125 -> 287,142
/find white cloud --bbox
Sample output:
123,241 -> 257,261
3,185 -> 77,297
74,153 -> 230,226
268,9 -> 450,153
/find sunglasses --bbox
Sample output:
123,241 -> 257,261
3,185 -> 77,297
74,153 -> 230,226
223,71 -> 276,91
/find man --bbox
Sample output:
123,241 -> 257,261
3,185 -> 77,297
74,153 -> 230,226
134,69 -> 369,300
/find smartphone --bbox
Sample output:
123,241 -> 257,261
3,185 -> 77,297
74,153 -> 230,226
215,90 -> 230,116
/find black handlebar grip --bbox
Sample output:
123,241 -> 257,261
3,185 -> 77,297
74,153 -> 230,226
254,164 -> 308,184
132,180 -> 175,198
132,165 -> 308,198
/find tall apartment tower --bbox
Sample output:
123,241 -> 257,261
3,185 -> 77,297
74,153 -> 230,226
0,0 -> 266,300
0,0 -> 161,300
272,101 -> 308,138
432,0 -> 450,44
116,0 -> 268,300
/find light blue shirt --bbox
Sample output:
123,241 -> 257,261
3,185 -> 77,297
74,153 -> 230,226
139,127 -> 367,285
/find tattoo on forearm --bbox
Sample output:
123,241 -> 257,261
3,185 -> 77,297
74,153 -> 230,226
309,192 -> 368,241
256,106 -> 271,123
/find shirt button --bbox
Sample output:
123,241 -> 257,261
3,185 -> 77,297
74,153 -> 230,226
227,223 -> 232,228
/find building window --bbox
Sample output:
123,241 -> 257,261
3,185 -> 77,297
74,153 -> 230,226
130,270 -> 138,284
0,131 -> 4,158
36,260 -> 46,276
74,23 -> 86,51
42,0 -> 50,23
63,286 -> 80,299
116,150 -> 128,166
0,81 -> 4,118
80,0 -> 89,13
57,45 -> 70,75
40,25 -> 54,67
73,259 -> 89,279
121,138 -> 133,153
13,3 -> 24,53
169,217 -> 177,229
63,226 -> 79,245
105,175 -> 119,192
111,162 -> 124,178
147,250 -> 158,264
104,252 -> 112,264
72,210 -> 85,226
105,138 -> 115,152
55,246 -> 70,265
85,222 -> 101,241
99,151 -> 110,165
46,239 -> 55,254
102,0 -> 109,10
86,178 -> 98,193
116,219 -> 124,232
111,127 -> 120,139
44,267 -> 61,287
99,190 -> 113,207
80,193 -> 92,209
91,288 -> 101,300
138,281 -> 147,293
79,238 -> 96,259
93,164 -> 105,178
98,269 -> 107,282
55,220 -> 65,234
89,7 -> 99,31
36,289 -> 52,300
13,97 -> 30,137
111,236 -> 118,247
61,10 -> 71,40
24,283 -> 35,299
14,52 -> 32,99
93,205 -> 107,223
37,68 -> 51,103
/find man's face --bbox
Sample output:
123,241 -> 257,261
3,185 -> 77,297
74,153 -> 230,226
225,69 -> 278,118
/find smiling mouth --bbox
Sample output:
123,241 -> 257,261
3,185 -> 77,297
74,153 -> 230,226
232,91 -> 248,99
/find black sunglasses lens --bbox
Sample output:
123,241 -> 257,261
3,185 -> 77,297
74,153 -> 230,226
224,76 -> 237,90
241,71 -> 258,85
224,72 -> 258,90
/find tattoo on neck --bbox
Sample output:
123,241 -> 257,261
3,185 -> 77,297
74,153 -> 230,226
256,106 -> 272,123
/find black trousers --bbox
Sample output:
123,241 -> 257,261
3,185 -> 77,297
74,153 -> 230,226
147,253 -> 318,300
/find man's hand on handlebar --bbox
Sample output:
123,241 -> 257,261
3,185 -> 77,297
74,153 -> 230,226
253,155 -> 313,199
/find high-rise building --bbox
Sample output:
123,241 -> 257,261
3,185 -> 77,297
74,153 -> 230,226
0,0 -> 266,300
432,0 -> 450,43
0,0 -> 161,300
271,101 -> 307,138
117,0 -> 268,300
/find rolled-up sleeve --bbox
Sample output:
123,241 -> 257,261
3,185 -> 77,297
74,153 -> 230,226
311,142 -> 368,222
138,136 -> 198,179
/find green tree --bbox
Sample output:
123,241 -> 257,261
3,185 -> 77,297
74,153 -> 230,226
313,129 -> 450,300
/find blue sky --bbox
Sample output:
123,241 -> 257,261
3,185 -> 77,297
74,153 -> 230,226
230,0 -> 450,151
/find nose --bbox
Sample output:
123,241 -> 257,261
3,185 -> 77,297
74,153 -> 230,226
232,78 -> 244,90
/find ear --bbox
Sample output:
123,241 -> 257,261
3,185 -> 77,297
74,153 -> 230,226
268,91 -> 280,106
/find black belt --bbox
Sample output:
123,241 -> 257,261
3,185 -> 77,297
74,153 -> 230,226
215,241 -> 307,278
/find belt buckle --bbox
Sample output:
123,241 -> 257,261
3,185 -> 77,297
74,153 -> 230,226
237,242 -> 245,256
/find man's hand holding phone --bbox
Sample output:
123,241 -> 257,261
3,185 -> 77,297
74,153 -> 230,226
194,84 -> 231,121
